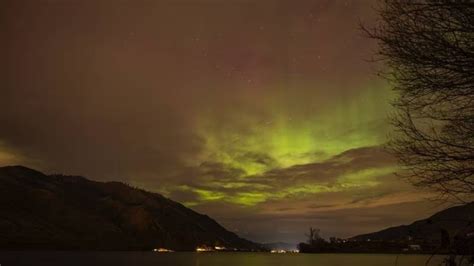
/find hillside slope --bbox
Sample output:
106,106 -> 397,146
352,202 -> 474,242
0,166 -> 260,251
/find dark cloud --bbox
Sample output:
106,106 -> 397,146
249,146 -> 395,186
171,145 -> 435,242
169,189 -> 201,204
308,203 -> 339,209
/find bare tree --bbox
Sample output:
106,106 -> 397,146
306,227 -> 325,245
366,1 -> 474,203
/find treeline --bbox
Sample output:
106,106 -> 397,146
297,227 -> 474,255
298,239 -> 432,254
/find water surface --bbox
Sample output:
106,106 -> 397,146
0,252 -> 446,266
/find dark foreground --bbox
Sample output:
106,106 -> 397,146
0,252 -> 449,266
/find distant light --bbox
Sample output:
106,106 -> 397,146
153,248 -> 174,252
158,248 -> 174,252
214,246 -> 226,250
196,246 -> 214,252
270,249 -> 287,254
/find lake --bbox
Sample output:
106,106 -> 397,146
0,252 -> 451,266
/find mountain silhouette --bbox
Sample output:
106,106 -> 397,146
352,202 -> 474,242
0,165 -> 260,251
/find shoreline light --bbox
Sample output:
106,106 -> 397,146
196,246 -> 214,252
153,248 -> 174,252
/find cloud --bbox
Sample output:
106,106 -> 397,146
164,146 -> 397,206
160,144 -> 438,242
0,141 -> 27,166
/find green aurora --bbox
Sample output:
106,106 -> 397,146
170,83 -> 395,207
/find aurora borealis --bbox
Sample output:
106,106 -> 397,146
1,0 -> 441,243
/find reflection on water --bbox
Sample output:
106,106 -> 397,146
0,252 -> 447,266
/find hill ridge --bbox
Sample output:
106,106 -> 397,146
0,165 -> 260,251
351,202 -> 474,242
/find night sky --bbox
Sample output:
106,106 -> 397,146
1,0 -> 441,243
